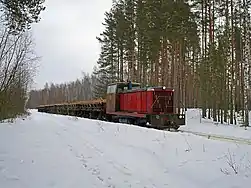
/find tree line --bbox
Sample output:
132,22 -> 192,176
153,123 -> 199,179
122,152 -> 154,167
27,73 -> 98,109
0,0 -> 45,121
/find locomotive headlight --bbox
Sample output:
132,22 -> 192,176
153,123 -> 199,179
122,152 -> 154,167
162,86 -> 166,90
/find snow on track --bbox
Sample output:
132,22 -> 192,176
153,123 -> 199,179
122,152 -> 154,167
0,110 -> 251,188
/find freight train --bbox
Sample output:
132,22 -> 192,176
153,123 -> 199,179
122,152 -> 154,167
37,81 -> 186,130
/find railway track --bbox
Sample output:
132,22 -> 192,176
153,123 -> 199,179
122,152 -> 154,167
123,123 -> 251,146
177,129 -> 251,146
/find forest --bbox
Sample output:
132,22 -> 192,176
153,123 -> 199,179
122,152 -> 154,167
27,0 -> 251,127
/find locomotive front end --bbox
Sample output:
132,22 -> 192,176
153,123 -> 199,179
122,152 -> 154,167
146,87 -> 185,130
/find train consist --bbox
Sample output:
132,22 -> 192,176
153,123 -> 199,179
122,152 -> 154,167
37,81 -> 186,130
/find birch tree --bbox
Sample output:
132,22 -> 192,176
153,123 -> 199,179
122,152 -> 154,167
0,29 -> 38,120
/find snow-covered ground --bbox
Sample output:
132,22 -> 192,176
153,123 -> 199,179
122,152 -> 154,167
181,109 -> 251,140
0,110 -> 251,188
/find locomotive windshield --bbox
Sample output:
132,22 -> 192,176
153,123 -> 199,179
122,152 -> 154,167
107,82 -> 141,93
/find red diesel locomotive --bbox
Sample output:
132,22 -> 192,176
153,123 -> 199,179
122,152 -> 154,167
37,81 -> 186,130
105,82 -> 185,130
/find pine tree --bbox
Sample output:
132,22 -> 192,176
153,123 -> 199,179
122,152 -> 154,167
92,0 -> 251,126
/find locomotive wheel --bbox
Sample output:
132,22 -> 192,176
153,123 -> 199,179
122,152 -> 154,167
139,122 -> 147,127
163,122 -> 171,131
172,122 -> 180,130
166,122 -> 180,132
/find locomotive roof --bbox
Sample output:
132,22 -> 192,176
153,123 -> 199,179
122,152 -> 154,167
118,86 -> 174,93
108,81 -> 141,86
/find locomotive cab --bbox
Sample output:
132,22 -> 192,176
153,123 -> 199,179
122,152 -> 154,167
106,82 -> 141,113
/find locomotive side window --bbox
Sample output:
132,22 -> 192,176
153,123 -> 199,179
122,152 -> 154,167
117,87 -> 123,93
107,84 -> 117,94
107,86 -> 111,93
117,85 -> 127,93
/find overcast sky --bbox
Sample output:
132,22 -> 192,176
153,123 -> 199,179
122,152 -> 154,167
32,0 -> 112,89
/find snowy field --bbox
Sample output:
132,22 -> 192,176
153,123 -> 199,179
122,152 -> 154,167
181,109 -> 251,140
0,110 -> 251,188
